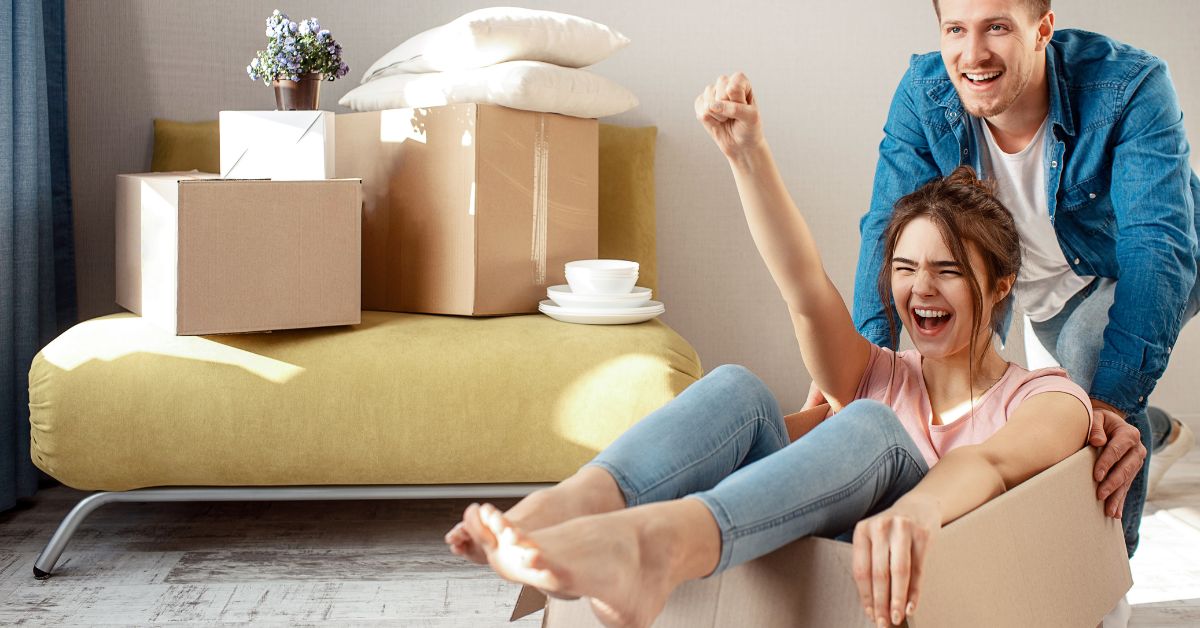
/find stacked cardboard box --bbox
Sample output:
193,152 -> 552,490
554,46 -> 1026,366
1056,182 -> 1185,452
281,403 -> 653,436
336,104 -> 599,315
114,171 -> 361,335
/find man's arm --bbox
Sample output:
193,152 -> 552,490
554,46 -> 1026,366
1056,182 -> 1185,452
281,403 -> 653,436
1092,59 -> 1198,417
852,63 -> 944,348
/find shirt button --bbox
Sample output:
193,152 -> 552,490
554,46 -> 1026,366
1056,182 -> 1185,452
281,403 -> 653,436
1088,192 -> 1097,199
1139,396 -> 1145,403
1073,258 -> 1081,264
962,148 -> 969,156
1051,160 -> 1058,168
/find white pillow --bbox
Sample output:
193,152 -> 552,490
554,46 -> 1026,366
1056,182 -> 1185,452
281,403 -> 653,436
339,61 -> 638,119
360,7 -> 630,82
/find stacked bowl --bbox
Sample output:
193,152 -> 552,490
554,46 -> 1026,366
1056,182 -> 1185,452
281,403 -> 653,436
539,260 -> 665,325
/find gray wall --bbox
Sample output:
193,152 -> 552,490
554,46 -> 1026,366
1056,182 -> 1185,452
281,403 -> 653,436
67,1 -> 1200,416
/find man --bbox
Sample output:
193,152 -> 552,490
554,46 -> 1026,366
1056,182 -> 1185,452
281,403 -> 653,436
848,0 -> 1199,565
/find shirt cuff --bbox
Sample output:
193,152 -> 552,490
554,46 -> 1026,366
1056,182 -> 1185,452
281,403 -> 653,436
1089,360 -> 1158,417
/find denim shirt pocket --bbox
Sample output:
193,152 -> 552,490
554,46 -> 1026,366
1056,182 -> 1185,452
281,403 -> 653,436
1055,174 -> 1117,277
1057,173 -> 1114,232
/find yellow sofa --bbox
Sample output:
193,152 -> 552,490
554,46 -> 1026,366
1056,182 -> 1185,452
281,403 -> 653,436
26,122 -> 702,577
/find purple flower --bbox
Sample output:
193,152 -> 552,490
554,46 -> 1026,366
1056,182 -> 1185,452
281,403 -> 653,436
251,11 -> 346,85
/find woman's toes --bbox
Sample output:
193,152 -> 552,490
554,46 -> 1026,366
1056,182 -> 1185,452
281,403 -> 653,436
481,503 -> 530,547
446,522 -> 470,544
464,503 -> 498,550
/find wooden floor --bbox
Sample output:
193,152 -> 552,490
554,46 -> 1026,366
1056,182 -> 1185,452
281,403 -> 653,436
1,416 -> 1198,626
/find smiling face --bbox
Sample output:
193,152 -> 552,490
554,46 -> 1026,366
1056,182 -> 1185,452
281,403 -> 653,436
937,0 -> 1052,119
890,217 -> 1011,361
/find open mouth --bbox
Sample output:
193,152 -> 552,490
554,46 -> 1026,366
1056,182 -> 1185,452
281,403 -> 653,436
913,308 -> 953,335
962,70 -> 1003,86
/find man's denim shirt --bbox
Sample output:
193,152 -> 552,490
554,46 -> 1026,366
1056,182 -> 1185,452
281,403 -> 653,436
852,29 -> 1200,416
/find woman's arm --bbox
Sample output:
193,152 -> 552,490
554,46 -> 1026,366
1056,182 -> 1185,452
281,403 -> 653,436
695,73 -> 872,407
851,391 -> 1091,626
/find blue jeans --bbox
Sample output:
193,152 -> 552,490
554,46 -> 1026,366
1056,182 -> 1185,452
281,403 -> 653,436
586,364 -> 929,575
1031,277 -> 1200,557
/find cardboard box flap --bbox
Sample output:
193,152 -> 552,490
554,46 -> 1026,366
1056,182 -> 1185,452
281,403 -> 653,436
511,585 -> 547,622
533,447 -> 1131,627
912,446 -> 1131,628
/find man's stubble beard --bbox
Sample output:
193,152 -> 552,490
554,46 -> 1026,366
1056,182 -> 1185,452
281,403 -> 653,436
958,62 -> 1033,119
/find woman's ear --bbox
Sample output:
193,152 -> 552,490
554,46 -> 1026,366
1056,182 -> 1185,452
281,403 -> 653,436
994,275 -> 1016,303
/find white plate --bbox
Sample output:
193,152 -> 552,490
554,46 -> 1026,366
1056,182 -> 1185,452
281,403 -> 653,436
547,285 -> 652,309
539,299 -> 665,325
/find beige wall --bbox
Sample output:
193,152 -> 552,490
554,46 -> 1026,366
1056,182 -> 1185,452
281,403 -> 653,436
67,0 -> 1200,415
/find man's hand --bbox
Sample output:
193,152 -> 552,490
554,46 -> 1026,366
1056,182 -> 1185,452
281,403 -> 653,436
1089,398 -> 1146,519
693,72 -> 765,161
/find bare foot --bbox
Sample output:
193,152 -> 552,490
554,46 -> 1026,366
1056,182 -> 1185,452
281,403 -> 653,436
445,466 -> 624,564
469,500 -> 720,628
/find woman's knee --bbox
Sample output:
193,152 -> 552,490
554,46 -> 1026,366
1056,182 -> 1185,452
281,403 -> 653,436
822,399 -> 903,437
704,364 -> 773,400
700,364 -> 783,422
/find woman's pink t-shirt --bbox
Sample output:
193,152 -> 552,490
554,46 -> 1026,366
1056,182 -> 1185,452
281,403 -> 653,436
854,344 -> 1094,468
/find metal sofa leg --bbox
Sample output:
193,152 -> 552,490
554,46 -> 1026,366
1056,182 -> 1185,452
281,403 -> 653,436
34,491 -> 123,579
32,483 -> 548,579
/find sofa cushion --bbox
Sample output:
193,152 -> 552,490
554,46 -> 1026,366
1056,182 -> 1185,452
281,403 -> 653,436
150,119 -> 220,173
29,312 -> 701,491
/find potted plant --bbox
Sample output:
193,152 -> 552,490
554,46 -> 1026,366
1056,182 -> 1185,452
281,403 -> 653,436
247,10 -> 349,110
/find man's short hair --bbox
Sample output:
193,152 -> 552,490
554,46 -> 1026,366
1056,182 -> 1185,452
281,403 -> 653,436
932,0 -> 1051,19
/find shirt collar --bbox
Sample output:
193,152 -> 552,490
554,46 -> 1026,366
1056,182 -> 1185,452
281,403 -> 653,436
1045,40 -> 1075,138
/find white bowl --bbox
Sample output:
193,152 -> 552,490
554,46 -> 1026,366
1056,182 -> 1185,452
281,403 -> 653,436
566,268 -> 638,295
565,259 -> 639,274
548,285 -> 652,309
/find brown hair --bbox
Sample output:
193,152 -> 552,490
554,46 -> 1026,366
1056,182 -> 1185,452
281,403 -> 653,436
932,0 -> 1050,19
875,165 -> 1021,368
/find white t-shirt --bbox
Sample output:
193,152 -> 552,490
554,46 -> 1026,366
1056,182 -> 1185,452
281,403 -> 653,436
979,117 -> 1093,322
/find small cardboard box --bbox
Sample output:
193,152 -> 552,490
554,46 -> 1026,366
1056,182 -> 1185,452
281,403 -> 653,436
115,172 -> 362,335
220,110 -> 335,180
513,448 -> 1132,627
335,104 -> 599,315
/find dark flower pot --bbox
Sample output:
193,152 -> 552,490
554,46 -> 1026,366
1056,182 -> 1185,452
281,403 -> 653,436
273,73 -> 323,110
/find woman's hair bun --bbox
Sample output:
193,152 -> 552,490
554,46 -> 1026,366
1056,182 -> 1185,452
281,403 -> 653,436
944,165 -> 996,194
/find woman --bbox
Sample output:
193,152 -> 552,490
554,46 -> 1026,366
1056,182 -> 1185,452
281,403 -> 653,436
445,73 -> 1092,628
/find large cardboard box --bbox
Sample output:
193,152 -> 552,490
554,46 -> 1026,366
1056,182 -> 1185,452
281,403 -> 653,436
513,448 -> 1132,627
220,110 -> 335,180
335,105 -> 599,315
115,172 -> 362,335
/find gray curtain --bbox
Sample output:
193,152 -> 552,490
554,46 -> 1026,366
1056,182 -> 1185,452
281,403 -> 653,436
2,0 -> 76,513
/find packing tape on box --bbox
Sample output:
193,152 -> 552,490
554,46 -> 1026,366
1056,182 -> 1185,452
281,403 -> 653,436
530,113 -> 550,285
